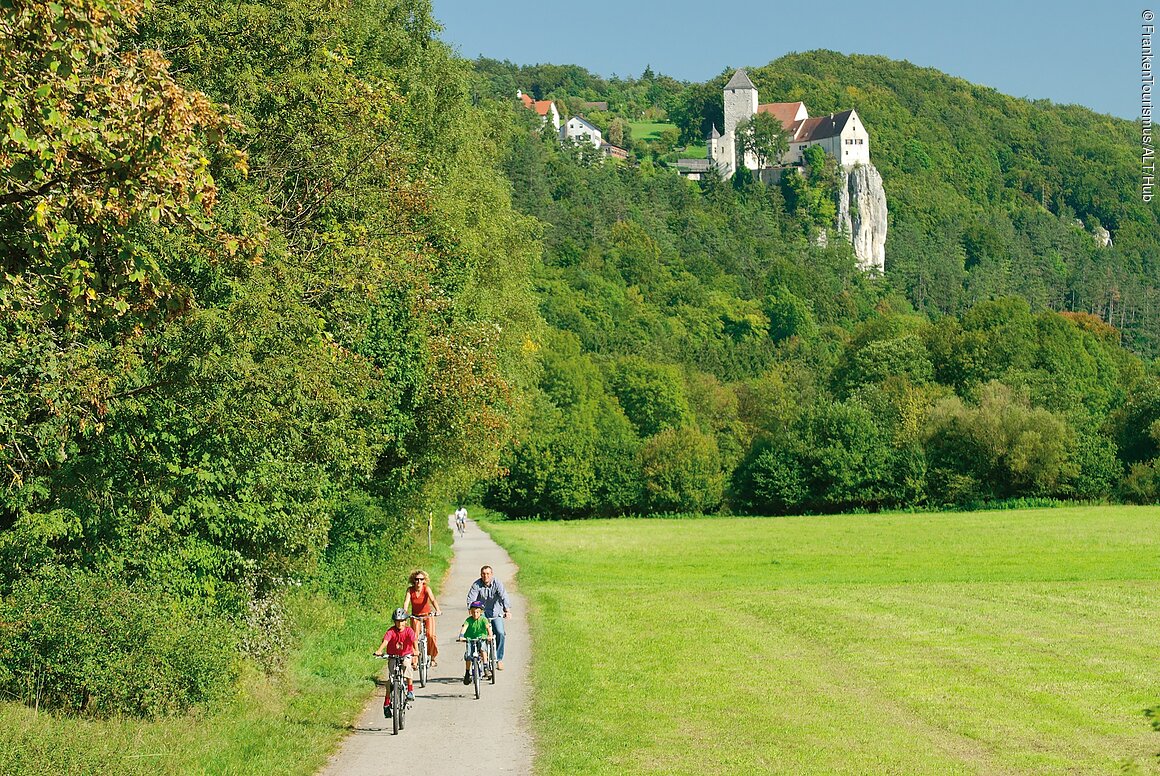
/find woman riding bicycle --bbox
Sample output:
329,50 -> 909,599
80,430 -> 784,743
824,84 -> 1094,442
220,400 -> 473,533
404,569 -> 442,667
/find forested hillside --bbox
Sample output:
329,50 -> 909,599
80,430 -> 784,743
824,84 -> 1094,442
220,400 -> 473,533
476,54 -> 1160,519
483,53 -> 1160,351
0,0 -> 539,719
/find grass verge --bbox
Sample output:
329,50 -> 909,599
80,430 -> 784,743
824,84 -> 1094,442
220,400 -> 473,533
0,517 -> 453,776
484,506 -> 1160,775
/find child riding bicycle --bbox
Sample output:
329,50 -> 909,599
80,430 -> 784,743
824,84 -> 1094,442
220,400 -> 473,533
374,608 -> 417,716
456,601 -> 494,685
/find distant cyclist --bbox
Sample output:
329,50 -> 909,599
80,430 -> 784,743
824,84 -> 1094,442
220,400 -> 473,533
374,608 -> 416,716
454,507 -> 467,535
466,565 -> 511,670
403,569 -> 441,667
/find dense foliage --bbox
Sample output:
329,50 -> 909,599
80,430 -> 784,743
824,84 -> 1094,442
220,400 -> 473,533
476,55 -> 1160,519
0,0 -> 538,716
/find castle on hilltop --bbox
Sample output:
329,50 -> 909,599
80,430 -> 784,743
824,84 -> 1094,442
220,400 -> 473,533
681,69 -> 872,180
679,69 -> 887,274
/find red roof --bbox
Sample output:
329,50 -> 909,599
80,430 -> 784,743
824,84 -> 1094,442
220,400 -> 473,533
519,92 -> 533,109
756,102 -> 807,131
533,99 -> 555,117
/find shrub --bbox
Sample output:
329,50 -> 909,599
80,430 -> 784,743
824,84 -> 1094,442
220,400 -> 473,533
1121,461 -> 1160,504
0,567 -> 237,717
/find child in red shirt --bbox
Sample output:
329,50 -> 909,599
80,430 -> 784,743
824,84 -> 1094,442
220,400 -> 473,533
374,608 -> 416,716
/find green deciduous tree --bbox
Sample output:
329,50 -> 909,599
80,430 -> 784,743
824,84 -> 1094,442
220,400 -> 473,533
924,382 -> 1076,503
640,426 -> 723,513
736,112 -> 789,170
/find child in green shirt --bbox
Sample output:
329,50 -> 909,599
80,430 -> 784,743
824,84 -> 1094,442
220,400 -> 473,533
456,601 -> 494,685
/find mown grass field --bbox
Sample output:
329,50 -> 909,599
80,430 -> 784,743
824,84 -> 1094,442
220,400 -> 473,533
0,521 -> 454,776
485,507 -> 1160,775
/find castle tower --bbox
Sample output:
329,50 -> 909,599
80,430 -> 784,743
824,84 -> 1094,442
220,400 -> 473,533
707,124 -> 722,172
723,69 -> 758,176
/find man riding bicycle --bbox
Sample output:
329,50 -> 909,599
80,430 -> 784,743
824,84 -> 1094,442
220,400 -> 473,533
466,565 -> 511,670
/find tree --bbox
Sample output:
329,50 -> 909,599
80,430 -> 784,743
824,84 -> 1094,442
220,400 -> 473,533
640,426 -> 723,513
923,382 -> 1077,503
666,80 -> 724,145
0,0 -> 244,320
608,357 -> 692,437
735,112 -> 789,171
607,117 -> 632,151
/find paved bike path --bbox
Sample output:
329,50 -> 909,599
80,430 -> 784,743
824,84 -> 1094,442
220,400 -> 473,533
318,518 -> 534,776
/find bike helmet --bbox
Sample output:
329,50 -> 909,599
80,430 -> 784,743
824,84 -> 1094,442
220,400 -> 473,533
392,607 -> 408,621
469,601 -> 484,610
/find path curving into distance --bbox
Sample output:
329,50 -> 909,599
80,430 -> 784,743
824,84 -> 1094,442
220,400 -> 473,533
319,517 -> 534,776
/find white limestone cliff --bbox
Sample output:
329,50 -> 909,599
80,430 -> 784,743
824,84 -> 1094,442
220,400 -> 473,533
837,164 -> 888,273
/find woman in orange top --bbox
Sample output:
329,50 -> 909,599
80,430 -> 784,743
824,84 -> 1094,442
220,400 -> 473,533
403,569 -> 442,666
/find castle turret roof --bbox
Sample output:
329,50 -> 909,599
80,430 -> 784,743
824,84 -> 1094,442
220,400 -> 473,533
708,124 -> 721,139
725,69 -> 756,90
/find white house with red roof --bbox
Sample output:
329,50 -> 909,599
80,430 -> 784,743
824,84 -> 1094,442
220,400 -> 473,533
516,89 -> 561,131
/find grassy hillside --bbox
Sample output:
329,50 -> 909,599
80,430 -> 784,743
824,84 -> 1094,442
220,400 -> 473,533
485,508 -> 1160,775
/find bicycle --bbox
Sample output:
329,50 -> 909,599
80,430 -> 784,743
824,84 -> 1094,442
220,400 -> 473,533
375,654 -> 410,734
457,636 -> 495,699
455,516 -> 466,537
410,612 -> 438,688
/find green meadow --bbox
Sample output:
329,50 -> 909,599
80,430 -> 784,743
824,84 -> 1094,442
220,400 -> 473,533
485,507 -> 1160,775
628,121 -> 674,141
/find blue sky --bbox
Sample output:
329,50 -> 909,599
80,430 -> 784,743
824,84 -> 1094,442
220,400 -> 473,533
431,0 -> 1141,119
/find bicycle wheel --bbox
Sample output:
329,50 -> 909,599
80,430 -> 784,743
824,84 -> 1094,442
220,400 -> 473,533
488,642 -> 496,684
417,639 -> 427,688
391,684 -> 401,735
472,660 -> 480,699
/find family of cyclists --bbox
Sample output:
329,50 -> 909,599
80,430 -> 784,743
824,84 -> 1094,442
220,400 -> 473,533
372,508 -> 514,720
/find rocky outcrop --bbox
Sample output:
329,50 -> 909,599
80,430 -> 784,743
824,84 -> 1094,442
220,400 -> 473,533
1093,223 -> 1112,248
837,163 -> 888,273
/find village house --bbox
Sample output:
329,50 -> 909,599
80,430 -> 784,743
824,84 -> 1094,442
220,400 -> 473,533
560,115 -> 602,148
516,89 -> 561,131
517,92 -> 627,161
601,142 -> 629,160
